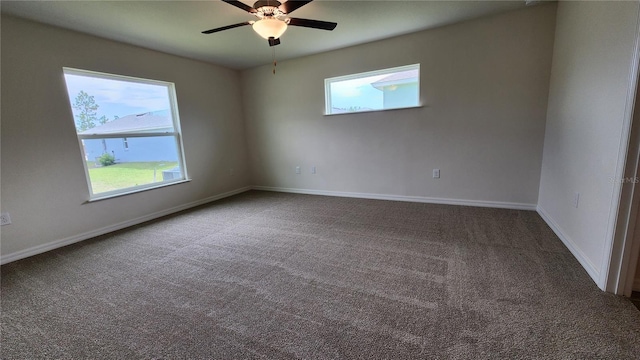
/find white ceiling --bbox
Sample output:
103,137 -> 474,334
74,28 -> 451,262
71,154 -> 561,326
1,1 -> 530,70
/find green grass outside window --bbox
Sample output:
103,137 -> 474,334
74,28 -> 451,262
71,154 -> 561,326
87,161 -> 179,194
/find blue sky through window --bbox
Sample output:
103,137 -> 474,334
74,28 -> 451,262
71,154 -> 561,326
63,73 -> 171,123
329,74 -> 385,111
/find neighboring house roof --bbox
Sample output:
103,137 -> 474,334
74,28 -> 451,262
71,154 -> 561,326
79,111 -> 173,135
371,69 -> 419,90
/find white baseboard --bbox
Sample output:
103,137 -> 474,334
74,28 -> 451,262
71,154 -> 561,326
0,186 -> 252,265
251,186 -> 537,211
536,205 -> 601,287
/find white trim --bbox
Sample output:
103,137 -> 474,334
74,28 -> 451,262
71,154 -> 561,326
87,179 -> 191,202
0,186 -> 252,265
537,205 -> 601,285
251,186 -> 537,211
323,105 -> 424,117
79,132 -> 177,139
602,4 -> 640,293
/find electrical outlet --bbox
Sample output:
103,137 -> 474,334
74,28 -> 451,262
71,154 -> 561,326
0,212 -> 11,226
573,192 -> 580,208
433,169 -> 440,179
295,166 -> 301,174
311,166 -> 316,174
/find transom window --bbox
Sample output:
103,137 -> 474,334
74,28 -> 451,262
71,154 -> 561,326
63,68 -> 188,200
324,64 -> 420,115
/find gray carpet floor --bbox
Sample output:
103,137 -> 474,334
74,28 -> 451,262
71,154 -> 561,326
2,190 -> 639,359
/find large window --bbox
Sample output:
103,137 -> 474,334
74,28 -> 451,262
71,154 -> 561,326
324,64 -> 420,115
63,68 -> 188,200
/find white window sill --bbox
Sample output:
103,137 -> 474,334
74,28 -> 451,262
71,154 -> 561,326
84,178 -> 191,203
324,105 -> 424,117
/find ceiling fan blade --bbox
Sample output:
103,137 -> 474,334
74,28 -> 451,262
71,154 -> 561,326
268,37 -> 281,47
202,21 -> 251,34
288,18 -> 337,31
222,0 -> 257,13
279,1 -> 313,14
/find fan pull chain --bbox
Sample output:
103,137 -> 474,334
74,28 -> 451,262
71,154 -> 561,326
272,47 -> 277,75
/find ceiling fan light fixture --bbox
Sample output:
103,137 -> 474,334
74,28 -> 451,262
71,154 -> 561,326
252,18 -> 287,40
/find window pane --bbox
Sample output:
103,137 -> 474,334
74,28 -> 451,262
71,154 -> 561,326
63,68 -> 187,199
63,73 -> 173,134
326,64 -> 420,115
83,136 -> 182,195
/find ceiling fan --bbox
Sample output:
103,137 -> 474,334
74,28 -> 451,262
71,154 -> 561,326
202,0 -> 337,47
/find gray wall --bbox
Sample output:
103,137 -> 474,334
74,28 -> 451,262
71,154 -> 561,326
537,1 -> 640,287
241,4 -> 557,208
1,15 -> 250,259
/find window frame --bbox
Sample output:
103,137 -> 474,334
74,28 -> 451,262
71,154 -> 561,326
63,67 -> 190,201
324,64 -> 421,115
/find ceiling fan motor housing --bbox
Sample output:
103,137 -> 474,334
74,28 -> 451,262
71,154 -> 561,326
254,0 -> 282,12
